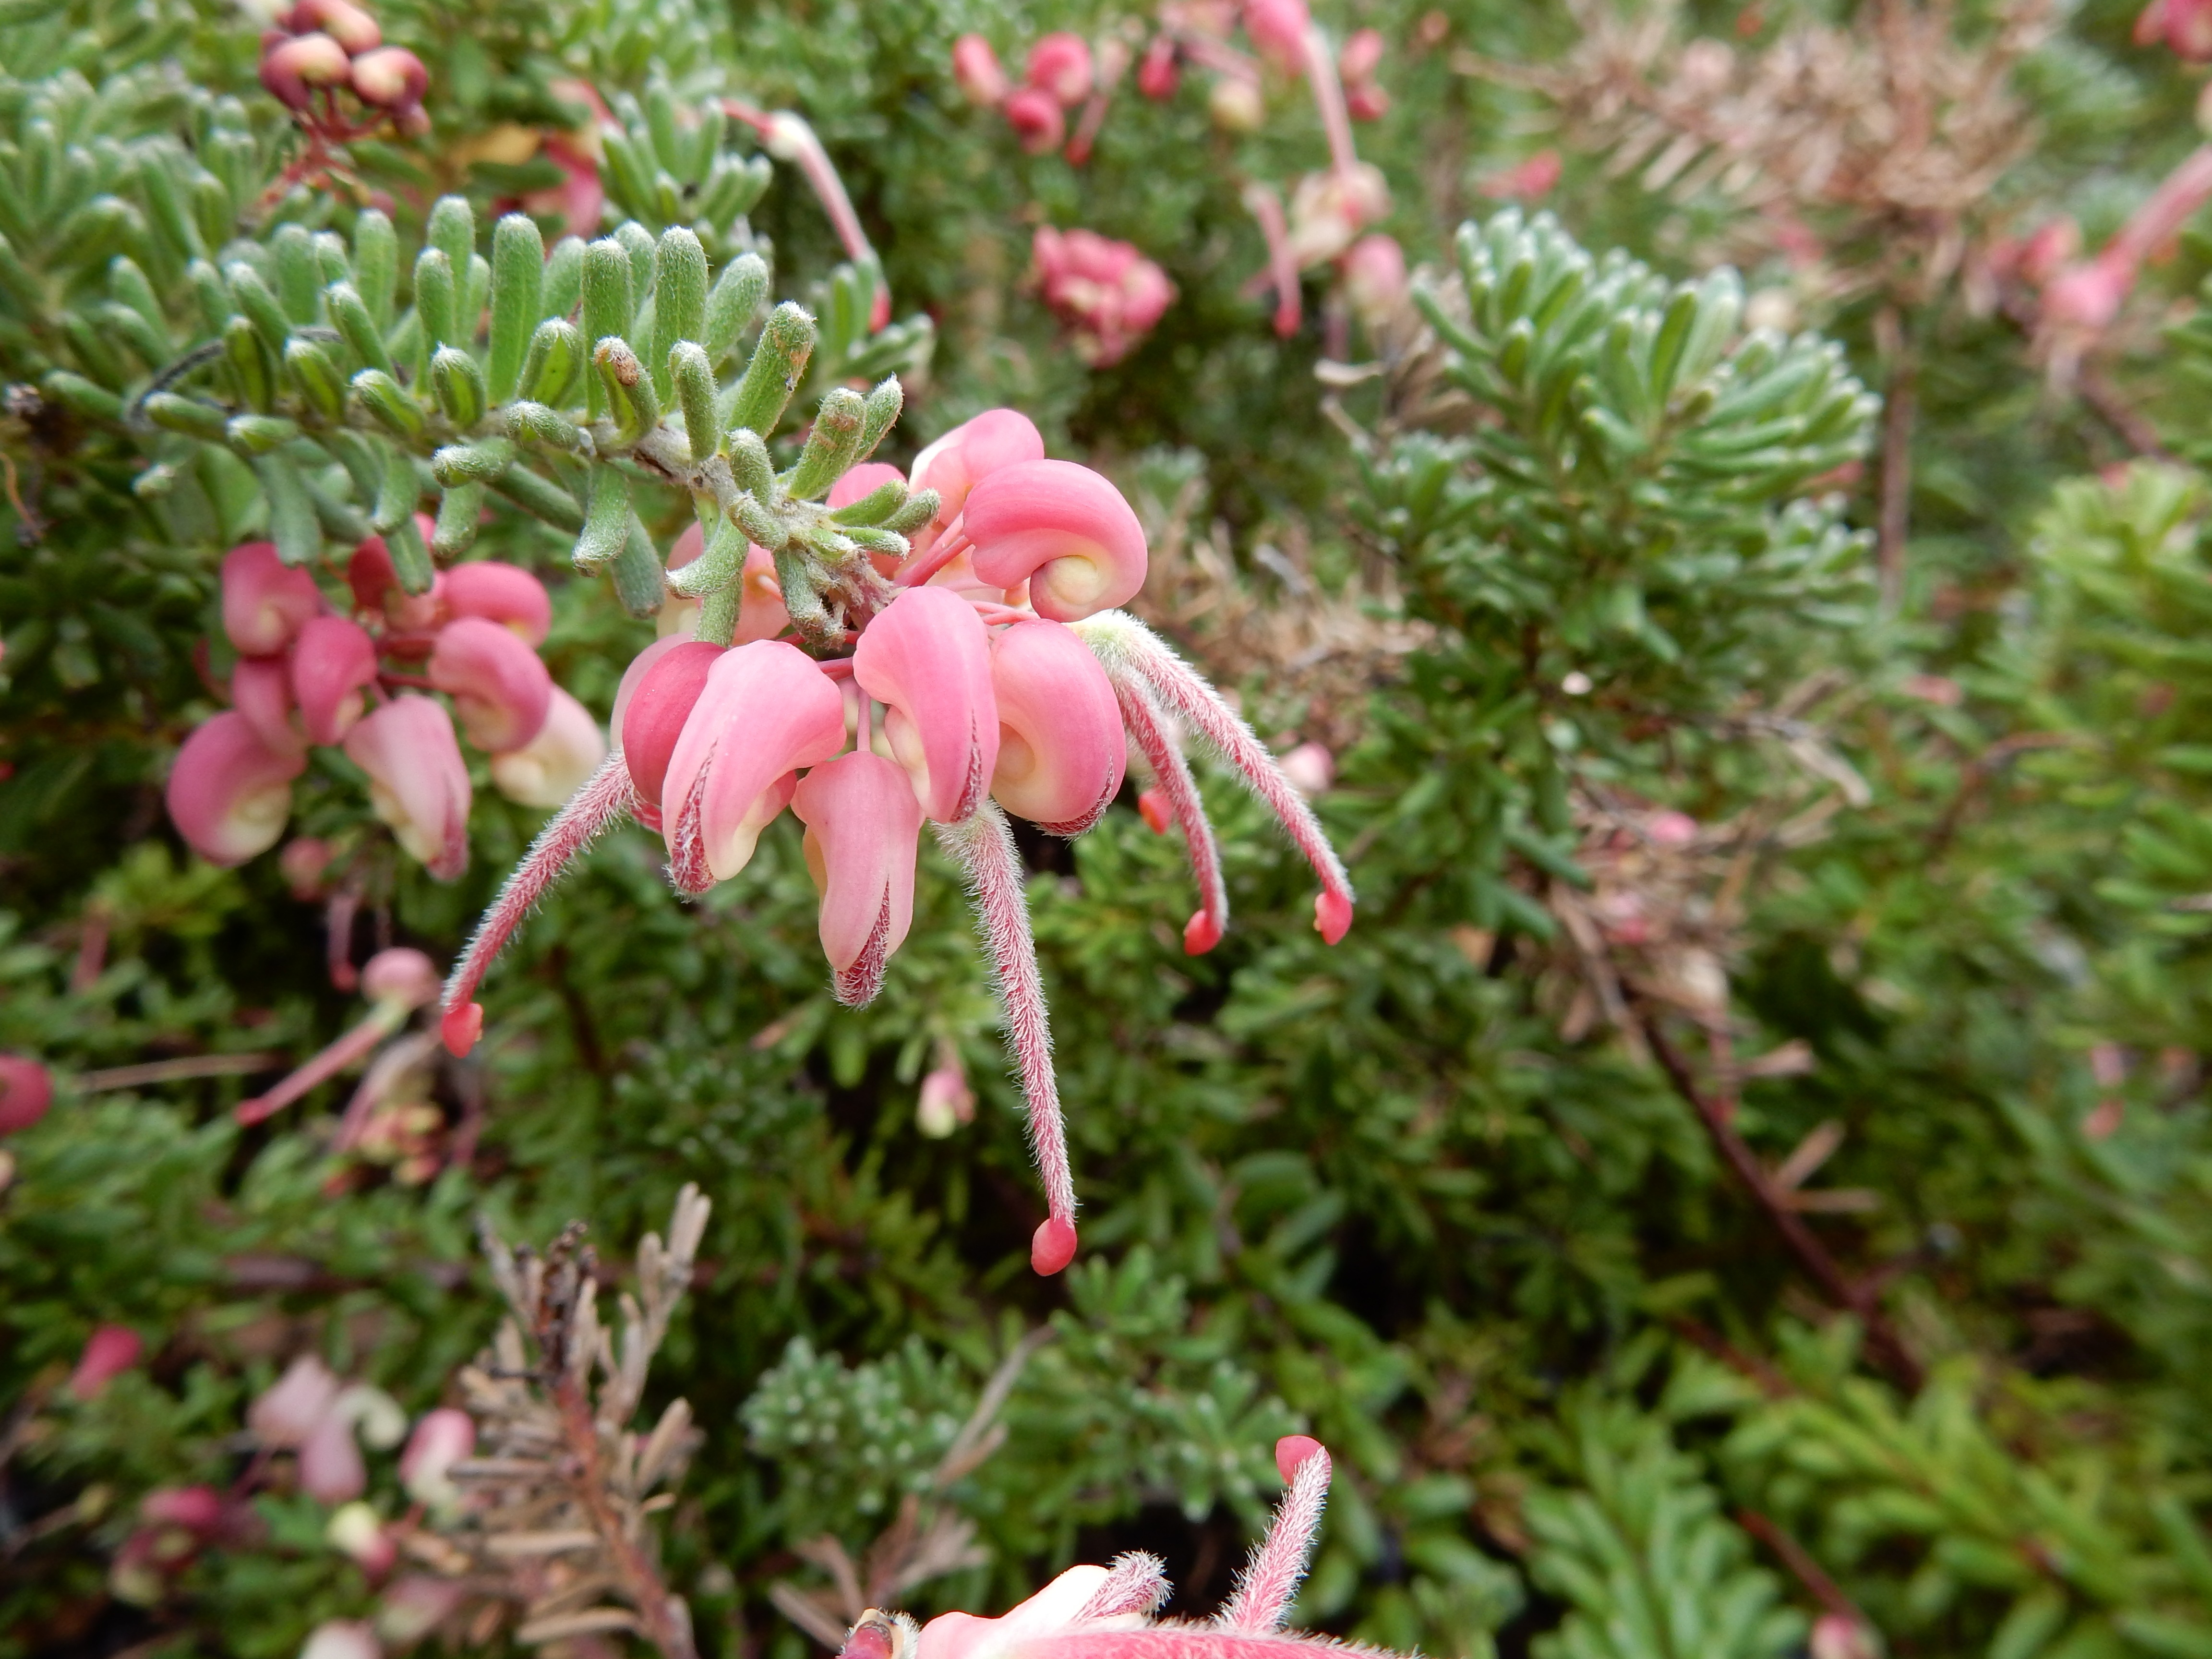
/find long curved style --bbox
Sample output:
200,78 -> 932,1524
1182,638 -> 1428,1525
1115,677 -> 1229,956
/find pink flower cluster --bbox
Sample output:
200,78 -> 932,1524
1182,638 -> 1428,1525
442,410 -> 1355,1278
166,534 -> 603,881
1032,228 -> 1176,366
954,31 -> 1105,158
2138,0 -> 2212,59
258,0 -> 428,137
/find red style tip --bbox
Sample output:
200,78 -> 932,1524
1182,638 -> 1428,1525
442,1002 -> 483,1058
1032,1215 -> 1078,1275
1137,788 -> 1173,834
1274,1434 -> 1324,1482
1184,910 -> 1222,955
1314,890 -> 1353,945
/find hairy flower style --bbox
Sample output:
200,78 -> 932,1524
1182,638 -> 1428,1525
168,712 -> 309,867
1033,229 -> 1177,366
344,696 -> 472,880
446,412 -> 1354,1275
869,1437 -> 1335,1659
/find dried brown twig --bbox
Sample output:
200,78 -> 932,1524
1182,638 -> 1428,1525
429,1186 -> 712,1658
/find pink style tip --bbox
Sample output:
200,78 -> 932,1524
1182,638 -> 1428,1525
222,541 -> 324,657
1274,1435 -> 1324,1482
1032,1215 -> 1079,1275
441,561 -> 553,647
441,1001 -> 483,1058
1184,911 -> 1223,955
963,459 -> 1149,622
1314,891 -> 1352,945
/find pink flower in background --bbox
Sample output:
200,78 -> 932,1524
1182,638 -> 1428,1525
2138,0 -> 2212,60
1032,228 -> 1176,364
168,711 -> 309,867
1004,86 -> 1067,153
223,542 -> 324,657
398,1407 -> 475,1510
490,686 -> 606,809
1137,36 -> 1179,99
345,697 -> 473,880
1027,33 -> 1095,106
443,418 -> 1356,1280
69,1325 -> 145,1400
1339,28 -> 1387,120
247,1355 -> 406,1504
1339,232 -> 1407,325
428,616 -> 553,752
0,1055 -> 54,1135
953,34 -> 1011,105
1477,149 -> 1562,202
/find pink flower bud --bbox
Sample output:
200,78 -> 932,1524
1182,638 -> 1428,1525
69,1324 -> 144,1400
1810,1615 -> 1877,1659
618,640 -> 725,824
0,1056 -> 52,1135
251,1355 -> 343,1448
911,409 -> 1046,526
1346,83 -> 1389,121
233,655 -> 306,757
1277,740 -> 1334,796
964,459 -> 1149,622
440,562 -> 552,646
793,752 -> 926,1005
301,1620 -> 381,1659
141,1485 -> 224,1534
301,1408 -> 367,1503
284,0 -> 380,53
1341,232 -> 1407,324
168,712 -> 307,866
952,33 -> 1011,106
1026,33 -> 1094,105
1003,86 -> 1066,153
325,1502 -> 396,1574
348,531 -> 444,633
1339,28 -> 1383,84
291,616 -> 380,746
428,615 -> 552,752
361,946 -> 440,1009
916,1062 -> 974,1138
224,541 -> 325,656
342,696 -> 471,879
1243,0 -> 1310,64
399,1407 -> 474,1509
989,620 -> 1125,832
662,642 -> 846,885
490,686 -> 606,807
280,836 -> 336,898
261,32 -> 353,111
1137,36 -> 1179,99
854,586 -> 1001,823
348,45 -> 428,111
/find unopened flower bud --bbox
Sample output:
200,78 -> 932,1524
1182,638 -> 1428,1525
349,45 -> 428,111
1026,32 -> 1094,105
952,34 -> 1010,106
260,32 -> 352,111
1004,86 -> 1066,153
70,1325 -> 145,1400
399,1407 -> 475,1510
0,1055 -> 53,1135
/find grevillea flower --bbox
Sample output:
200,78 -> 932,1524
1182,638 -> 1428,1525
489,686 -> 605,808
1004,87 -> 1066,154
292,617 -> 380,746
344,697 -> 472,879
1028,33 -> 1094,105
110,1485 -> 228,1605
851,1437 -> 1333,1659
428,615 -> 553,753
441,561 -> 552,646
2139,0 -> 2212,60
326,1501 -> 396,1575
954,33 -> 1011,105
168,711 -> 309,866
285,0 -> 379,53
224,541 -> 325,656
251,1356 -> 406,1504
1032,228 -> 1177,366
1137,36 -> 1179,100
444,416 -> 1356,1281
665,522 -> 788,641
260,32 -> 352,111
398,1407 -> 475,1512
0,1055 -> 50,1134
234,655 -> 305,756
793,752 -> 926,1005
69,1324 -> 145,1400
1339,28 -> 1387,120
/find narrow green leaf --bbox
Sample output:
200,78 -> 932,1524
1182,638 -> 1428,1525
486,213 -> 545,404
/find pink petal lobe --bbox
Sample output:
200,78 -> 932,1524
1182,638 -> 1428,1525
291,616 -> 380,746
441,561 -> 553,646
793,751 -> 924,1006
910,409 -> 1046,527
342,696 -> 472,879
167,711 -> 307,866
828,462 -> 905,510
232,655 -> 304,756
428,616 -> 553,752
854,585 -> 1000,822
737,543 -> 792,643
989,619 -> 1125,833
491,686 -> 606,807
662,642 -> 846,884
222,541 -> 324,656
620,640 -> 724,818
0,1056 -> 48,1134
965,460 -> 1148,621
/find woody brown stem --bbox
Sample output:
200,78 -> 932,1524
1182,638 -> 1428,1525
1738,1508 -> 1862,1621
547,1367 -> 696,1659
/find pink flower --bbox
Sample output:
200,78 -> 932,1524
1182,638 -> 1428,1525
251,1359 -> 405,1504
793,752 -> 926,1005
490,686 -> 605,807
300,1620 -> 382,1659
251,1355 -> 343,1447
666,524 -> 788,642
141,1485 -> 225,1533
1810,1615 -> 1878,1659
953,34 -> 1011,106
260,32 -> 352,112
962,459 -> 1150,621
69,1324 -> 144,1400
283,0 -> 379,50
1137,36 -> 1179,100
362,946 -> 441,1010
619,639 -> 725,829
441,562 -> 552,647
1340,233 -> 1407,325
989,619 -> 1125,832
1339,28 -> 1387,120
349,47 -> 428,117
917,1054 -> 975,1137
1476,149 -> 1562,202
1243,0 -> 1310,65
1286,164 -> 1390,267
376,1576 -> 467,1646
2140,0 -> 2212,60
343,696 -> 471,879
399,1407 -> 475,1510
854,585 -> 1000,823
1027,33 -> 1094,105
521,132 -> 603,239
168,711 -> 307,866
223,541 -> 324,657
347,531 -> 444,634
291,617 -> 380,746
233,654 -> 305,756
1276,741 -> 1334,797
326,1501 -> 396,1574
910,410 -> 1047,553
662,641 -> 846,887
428,615 -> 553,752
1004,86 -> 1066,153
1033,228 -> 1177,365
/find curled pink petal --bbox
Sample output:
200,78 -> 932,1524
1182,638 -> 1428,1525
1004,86 -> 1066,153
343,696 -> 471,879
0,1055 -> 48,1134
964,460 -> 1148,622
793,752 -> 925,1006
1026,33 -> 1094,106
953,33 -> 1011,105
989,619 -> 1125,833
70,1325 -> 143,1400
399,1407 -> 474,1508
361,947 -> 440,1010
442,750 -> 636,1056
662,641 -> 846,886
441,562 -> 552,647
619,641 -> 725,822
911,409 -> 1047,533
1215,1438 -> 1331,1633
428,615 -> 553,752
233,655 -> 305,756
223,541 -> 324,656
491,686 -> 606,808
167,711 -> 306,866
854,585 -> 1000,823
1243,0 -> 1310,64
260,32 -> 351,111
291,616 -> 380,746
